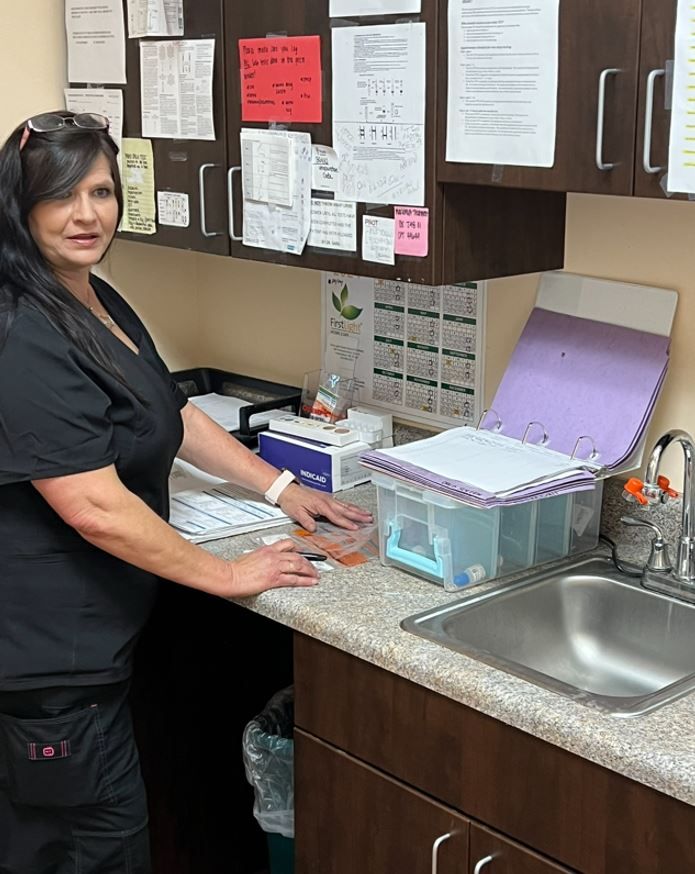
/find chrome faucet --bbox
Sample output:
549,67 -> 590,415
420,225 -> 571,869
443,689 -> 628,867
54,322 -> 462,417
622,429 -> 695,601
644,429 -> 695,584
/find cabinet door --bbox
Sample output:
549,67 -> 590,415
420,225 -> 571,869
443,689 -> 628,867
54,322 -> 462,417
118,0 -> 230,255
295,730 -> 469,874
634,0 -> 686,198
223,0 -> 444,284
469,824 -> 572,874
437,0 -> 641,195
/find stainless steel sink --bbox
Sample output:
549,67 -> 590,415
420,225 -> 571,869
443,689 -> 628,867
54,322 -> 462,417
401,553 -> 695,716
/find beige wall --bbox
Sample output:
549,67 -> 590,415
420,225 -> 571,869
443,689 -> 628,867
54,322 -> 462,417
3,4 -> 694,485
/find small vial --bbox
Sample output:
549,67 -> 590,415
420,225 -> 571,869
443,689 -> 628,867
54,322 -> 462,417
452,564 -> 487,588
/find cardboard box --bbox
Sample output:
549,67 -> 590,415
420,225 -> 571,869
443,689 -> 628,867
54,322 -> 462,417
258,430 -> 371,493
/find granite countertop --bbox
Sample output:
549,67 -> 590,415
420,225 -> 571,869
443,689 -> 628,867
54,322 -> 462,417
201,479 -> 695,808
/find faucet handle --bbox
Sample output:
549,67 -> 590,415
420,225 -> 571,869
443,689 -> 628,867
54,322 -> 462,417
620,516 -> 672,573
623,477 -> 649,505
656,475 -> 679,499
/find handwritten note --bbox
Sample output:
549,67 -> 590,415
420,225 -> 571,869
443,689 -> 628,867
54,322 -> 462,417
394,206 -> 429,257
312,144 -> 339,193
362,216 -> 395,265
308,199 -> 357,251
239,35 -> 322,123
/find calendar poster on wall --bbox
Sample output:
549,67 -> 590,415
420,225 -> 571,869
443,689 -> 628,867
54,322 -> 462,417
321,272 -> 486,428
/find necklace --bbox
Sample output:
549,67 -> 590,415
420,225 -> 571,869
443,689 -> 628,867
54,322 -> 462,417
88,306 -> 117,331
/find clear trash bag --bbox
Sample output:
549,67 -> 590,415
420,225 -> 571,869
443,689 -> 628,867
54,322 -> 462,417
242,686 -> 294,839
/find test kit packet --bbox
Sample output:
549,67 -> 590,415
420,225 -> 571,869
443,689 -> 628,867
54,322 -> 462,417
258,430 -> 371,493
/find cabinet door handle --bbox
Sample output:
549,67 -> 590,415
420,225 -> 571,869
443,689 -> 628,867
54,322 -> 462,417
643,68 -> 666,174
431,832 -> 452,874
198,163 -> 223,237
473,855 -> 494,874
227,166 -> 242,241
595,68 -> 621,170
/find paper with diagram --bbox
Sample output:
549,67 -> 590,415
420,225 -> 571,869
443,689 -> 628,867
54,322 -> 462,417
446,0 -> 559,167
126,0 -> 183,37
140,39 -> 215,140
241,130 -> 294,206
322,272 -> 485,428
667,0 -> 695,193
332,23 -> 426,205
66,0 -> 126,84
241,129 -> 312,255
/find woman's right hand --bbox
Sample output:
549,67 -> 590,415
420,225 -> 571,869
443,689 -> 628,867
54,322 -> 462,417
227,539 -> 319,598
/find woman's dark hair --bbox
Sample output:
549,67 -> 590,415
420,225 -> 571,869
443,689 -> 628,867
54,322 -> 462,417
0,109 -> 128,384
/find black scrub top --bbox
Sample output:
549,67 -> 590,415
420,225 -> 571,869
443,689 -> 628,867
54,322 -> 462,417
0,277 -> 187,690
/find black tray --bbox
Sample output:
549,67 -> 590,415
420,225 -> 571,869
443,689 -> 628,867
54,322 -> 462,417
172,367 -> 301,448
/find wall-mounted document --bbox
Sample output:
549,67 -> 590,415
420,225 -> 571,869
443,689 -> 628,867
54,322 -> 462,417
362,216 -> 395,265
241,130 -> 294,207
322,273 -> 486,429
64,88 -> 124,160
126,0 -> 183,38
332,23 -> 426,206
308,199 -> 357,251
667,0 -> 695,193
66,0 -> 126,84
312,145 -> 340,193
141,39 -> 215,140
157,191 -> 189,227
242,129 -> 312,255
329,0 -> 421,15
446,0 -> 559,168
121,138 -> 156,235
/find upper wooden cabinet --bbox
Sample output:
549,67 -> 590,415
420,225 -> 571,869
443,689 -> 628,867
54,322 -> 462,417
118,0 -> 230,256
437,0 -> 643,195
634,0 -> 684,198
223,0 -> 566,283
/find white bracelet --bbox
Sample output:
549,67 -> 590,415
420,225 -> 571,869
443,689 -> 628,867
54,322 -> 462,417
264,469 -> 297,506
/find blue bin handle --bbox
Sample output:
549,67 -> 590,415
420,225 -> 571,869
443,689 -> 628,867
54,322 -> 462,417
386,524 -> 445,580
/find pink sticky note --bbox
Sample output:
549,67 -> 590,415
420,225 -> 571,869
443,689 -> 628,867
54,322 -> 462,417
394,207 -> 429,257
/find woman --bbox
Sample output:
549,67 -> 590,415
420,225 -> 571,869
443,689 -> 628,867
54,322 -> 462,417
0,110 -> 371,874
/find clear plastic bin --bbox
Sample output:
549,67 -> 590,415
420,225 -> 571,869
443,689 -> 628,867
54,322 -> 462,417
372,472 -> 603,592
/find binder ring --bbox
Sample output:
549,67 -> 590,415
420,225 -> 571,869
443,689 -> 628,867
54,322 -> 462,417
522,421 -> 549,446
571,435 -> 599,461
476,408 -> 502,432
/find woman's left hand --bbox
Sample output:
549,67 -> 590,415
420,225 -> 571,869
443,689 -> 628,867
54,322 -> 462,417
277,482 -> 373,532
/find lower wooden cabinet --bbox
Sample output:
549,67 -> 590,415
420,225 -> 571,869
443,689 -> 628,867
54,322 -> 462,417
295,731 -> 469,873
294,633 -> 695,874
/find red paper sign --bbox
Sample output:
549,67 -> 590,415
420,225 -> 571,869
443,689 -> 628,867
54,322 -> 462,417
394,206 -> 429,257
239,36 -> 322,123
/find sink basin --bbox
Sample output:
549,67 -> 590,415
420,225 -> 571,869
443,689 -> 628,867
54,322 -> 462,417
401,553 -> 695,716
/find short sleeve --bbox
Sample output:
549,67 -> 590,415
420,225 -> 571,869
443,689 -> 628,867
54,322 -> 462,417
0,314 -> 116,484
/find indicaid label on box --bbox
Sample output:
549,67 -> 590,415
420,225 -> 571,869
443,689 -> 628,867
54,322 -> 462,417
239,35 -> 322,123
394,206 -> 429,257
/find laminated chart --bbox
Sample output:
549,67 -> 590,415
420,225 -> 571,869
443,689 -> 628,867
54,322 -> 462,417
322,273 -> 485,428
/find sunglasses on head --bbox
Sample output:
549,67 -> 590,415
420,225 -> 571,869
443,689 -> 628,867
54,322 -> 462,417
19,113 -> 110,151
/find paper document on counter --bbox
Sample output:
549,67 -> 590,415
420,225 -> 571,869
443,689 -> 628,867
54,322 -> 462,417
66,0 -> 126,84
667,0 -> 695,193
140,40 -> 215,140
332,23 -> 426,205
169,460 -> 290,544
446,0 -> 559,167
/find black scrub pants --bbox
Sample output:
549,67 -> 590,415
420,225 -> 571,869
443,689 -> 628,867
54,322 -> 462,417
0,680 -> 150,874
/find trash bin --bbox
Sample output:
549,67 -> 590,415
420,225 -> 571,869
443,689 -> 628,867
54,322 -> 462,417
242,687 -> 295,874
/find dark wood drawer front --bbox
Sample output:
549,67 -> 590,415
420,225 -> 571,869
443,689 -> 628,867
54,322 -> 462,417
469,824 -> 573,874
294,634 -> 695,874
295,731 -> 469,874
